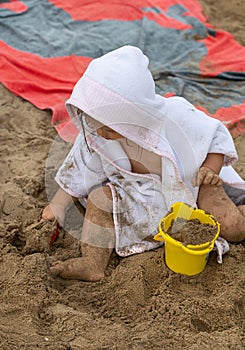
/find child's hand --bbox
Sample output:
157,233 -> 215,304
192,166 -> 223,187
41,204 -> 65,226
41,188 -> 73,225
42,204 -> 56,221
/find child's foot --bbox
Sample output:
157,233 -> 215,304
50,257 -> 105,281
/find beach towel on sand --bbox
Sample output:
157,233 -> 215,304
0,0 -> 245,141
56,46 -> 245,256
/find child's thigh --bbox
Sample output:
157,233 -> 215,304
87,185 -> 113,213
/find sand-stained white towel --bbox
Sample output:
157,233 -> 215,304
56,46 -> 245,256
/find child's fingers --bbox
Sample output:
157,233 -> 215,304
210,175 -> 223,186
196,167 -> 210,186
42,213 -> 55,221
202,171 -> 223,186
201,170 -> 214,185
192,168 -> 208,186
192,168 -> 223,187
42,205 -> 56,221
197,167 -> 222,186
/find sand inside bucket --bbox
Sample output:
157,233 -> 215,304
166,218 -> 217,246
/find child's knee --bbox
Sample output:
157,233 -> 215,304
87,186 -> 113,213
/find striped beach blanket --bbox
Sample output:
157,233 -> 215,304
0,0 -> 244,141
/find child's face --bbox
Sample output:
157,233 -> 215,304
96,125 -> 124,140
78,109 -> 124,140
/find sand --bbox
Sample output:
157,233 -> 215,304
0,1 -> 244,349
167,219 -> 218,246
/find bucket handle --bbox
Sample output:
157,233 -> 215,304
154,232 -> 165,242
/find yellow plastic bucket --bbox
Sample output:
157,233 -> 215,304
154,202 -> 220,276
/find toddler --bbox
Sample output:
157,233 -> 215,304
42,46 -> 245,281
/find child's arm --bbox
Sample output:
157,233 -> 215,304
192,153 -> 224,187
42,188 -> 74,225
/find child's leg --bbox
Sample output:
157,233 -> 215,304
197,184 -> 245,242
50,186 -> 115,281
